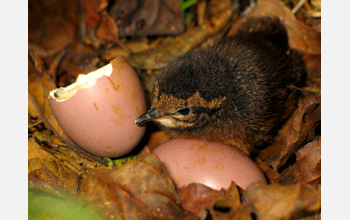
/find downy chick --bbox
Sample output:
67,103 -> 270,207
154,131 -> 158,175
136,17 -> 306,155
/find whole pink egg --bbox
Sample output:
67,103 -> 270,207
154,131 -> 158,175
153,139 -> 267,190
49,57 -> 147,157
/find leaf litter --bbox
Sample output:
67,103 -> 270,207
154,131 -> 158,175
28,0 -> 321,219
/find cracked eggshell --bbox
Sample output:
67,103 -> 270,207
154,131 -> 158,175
49,57 -> 147,158
153,139 -> 267,190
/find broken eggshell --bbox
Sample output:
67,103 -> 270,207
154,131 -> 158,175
49,57 -> 147,158
153,139 -> 267,190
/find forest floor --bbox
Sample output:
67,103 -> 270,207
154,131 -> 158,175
28,0 -> 321,219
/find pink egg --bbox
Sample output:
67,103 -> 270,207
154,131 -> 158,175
153,139 -> 267,190
49,57 -> 147,157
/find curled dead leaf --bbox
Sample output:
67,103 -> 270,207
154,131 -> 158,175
177,183 -> 226,217
28,93 -> 42,121
96,10 -> 120,44
178,182 -> 253,219
28,67 -> 56,114
245,182 -> 320,220
82,0 -> 108,28
274,162 -> 302,186
287,95 -> 320,147
259,94 -> 320,170
28,89 -> 69,143
295,137 -> 321,189
28,50 -> 69,141
95,10 -> 131,51
207,182 -> 253,220
79,153 -> 197,219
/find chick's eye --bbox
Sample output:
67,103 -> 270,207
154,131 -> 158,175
177,108 -> 191,116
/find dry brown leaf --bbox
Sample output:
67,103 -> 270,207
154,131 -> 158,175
28,136 -> 56,161
127,3 -> 234,69
28,43 -> 65,58
110,0 -> 185,37
28,92 -> 42,120
259,94 -> 320,170
96,10 -> 121,44
303,53 -> 321,89
177,183 -> 226,217
81,0 -> 123,49
79,153 -> 198,219
208,204 -> 252,220
210,183 -> 242,211
29,0 -> 79,51
94,10 -> 131,52
255,158 -> 280,183
28,158 -> 80,195
207,183 -> 253,220
287,95 -> 320,148
295,137 -> 321,189
28,0 -> 322,218
275,163 -> 302,185
28,90 -> 70,145
56,43 -> 100,86
28,45 -> 67,82
28,116 -> 42,134
82,0 -> 108,28
31,131 -> 100,178
28,50 -> 70,142
28,72 -> 56,114
245,182 -> 320,220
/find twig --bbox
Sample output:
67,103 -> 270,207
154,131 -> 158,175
291,0 -> 308,14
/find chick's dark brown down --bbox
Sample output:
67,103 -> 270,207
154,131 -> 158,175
136,17 -> 306,155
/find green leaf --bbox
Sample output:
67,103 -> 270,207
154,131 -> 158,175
28,189 -> 101,220
179,0 -> 197,13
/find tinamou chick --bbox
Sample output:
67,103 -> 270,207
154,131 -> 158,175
135,17 -> 306,155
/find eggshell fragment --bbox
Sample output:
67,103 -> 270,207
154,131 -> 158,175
153,139 -> 267,190
49,57 -> 146,157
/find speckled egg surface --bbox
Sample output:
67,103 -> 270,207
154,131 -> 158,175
153,139 -> 267,190
49,57 -> 147,157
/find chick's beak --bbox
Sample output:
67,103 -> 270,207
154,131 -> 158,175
135,107 -> 161,126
